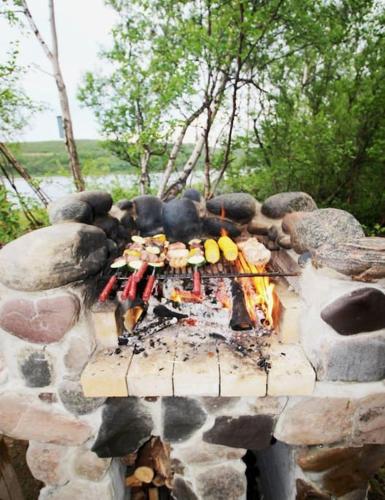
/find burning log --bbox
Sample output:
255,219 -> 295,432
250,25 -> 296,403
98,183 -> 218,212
153,305 -> 188,320
230,281 -> 253,331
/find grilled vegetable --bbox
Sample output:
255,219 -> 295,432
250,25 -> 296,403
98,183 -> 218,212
204,239 -> 220,264
218,236 -> 238,262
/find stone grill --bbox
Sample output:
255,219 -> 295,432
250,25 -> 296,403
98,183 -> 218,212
0,190 -> 384,500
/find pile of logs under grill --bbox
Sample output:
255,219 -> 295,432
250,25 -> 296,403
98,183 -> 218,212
124,437 -> 173,500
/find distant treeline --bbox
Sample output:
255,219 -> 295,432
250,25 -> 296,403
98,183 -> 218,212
8,140 -> 199,177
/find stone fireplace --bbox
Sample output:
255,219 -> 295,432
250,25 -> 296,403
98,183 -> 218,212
0,190 -> 384,499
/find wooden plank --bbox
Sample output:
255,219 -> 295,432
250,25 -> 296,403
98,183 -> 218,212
217,341 -> 267,397
173,332 -> 219,396
270,250 -> 301,293
80,347 -> 133,397
127,333 -> 177,396
266,341 -> 315,396
0,438 -> 24,500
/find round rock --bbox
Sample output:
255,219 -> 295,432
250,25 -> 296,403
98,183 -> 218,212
58,380 -> 105,416
183,189 -> 202,202
132,195 -> 164,236
18,350 -> 53,387
206,193 -> 257,223
77,191 -> 112,215
261,192 -> 317,219
283,208 -> 364,254
202,217 -> 241,238
93,215 -> 119,240
0,223 -> 108,291
321,287 -> 385,335
48,197 -> 94,225
163,198 -> 202,242
0,293 -> 80,343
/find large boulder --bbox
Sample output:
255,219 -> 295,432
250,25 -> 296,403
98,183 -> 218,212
312,237 -> 385,280
262,192 -> 317,219
163,198 -> 202,242
206,193 -> 257,223
0,223 -> 108,291
48,191 -> 112,224
282,208 -> 364,254
131,195 -> 164,236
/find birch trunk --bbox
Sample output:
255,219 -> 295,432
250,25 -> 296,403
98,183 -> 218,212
21,0 -> 85,191
0,142 -> 50,206
139,149 -> 151,195
161,72 -> 228,201
157,103 -> 207,199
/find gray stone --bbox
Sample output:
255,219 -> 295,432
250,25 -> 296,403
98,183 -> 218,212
0,293 -> 80,344
203,415 -> 273,449
312,237 -> 385,280
197,464 -> 246,500
58,380 -> 105,415
283,208 -> 364,254
132,195 -> 164,236
302,306 -> 385,382
200,397 -> 240,414
77,191 -> 113,215
321,288 -> 385,335
92,397 -> 153,457
162,397 -> 207,443
172,475 -> 199,500
93,215 -> 119,240
48,197 -> 93,224
163,199 -> 202,243
262,191 -> 317,219
73,447 -> 111,481
206,193 -> 256,223
0,223 -> 108,291
106,239 -> 119,258
183,189 -> 202,202
19,350 -> 52,388
298,251 -> 312,268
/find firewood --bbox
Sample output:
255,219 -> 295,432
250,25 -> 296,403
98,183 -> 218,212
126,473 -> 143,488
134,438 -> 156,483
131,487 -> 147,500
230,281 -> 253,330
152,474 -> 166,487
149,488 -> 159,500
151,437 -> 171,480
134,465 -> 154,484
121,452 -> 137,466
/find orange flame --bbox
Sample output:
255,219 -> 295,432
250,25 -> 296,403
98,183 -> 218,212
220,204 -> 228,237
236,252 -> 278,328
171,288 -> 202,303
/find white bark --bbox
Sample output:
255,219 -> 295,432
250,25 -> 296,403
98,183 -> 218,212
161,71 -> 228,200
22,0 -> 85,191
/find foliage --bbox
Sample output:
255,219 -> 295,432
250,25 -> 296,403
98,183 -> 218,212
0,184 -> 19,244
225,0 -> 385,227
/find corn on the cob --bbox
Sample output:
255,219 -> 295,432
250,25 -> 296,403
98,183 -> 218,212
218,236 -> 238,261
204,239 -> 220,264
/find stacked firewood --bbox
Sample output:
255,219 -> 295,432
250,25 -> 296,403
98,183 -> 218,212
124,437 -> 173,500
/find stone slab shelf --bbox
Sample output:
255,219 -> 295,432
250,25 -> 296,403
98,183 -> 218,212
81,332 -> 315,398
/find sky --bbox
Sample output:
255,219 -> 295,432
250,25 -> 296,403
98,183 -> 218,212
0,0 -> 118,141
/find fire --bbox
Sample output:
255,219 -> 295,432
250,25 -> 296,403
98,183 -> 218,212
220,204 -> 227,237
236,252 -> 278,328
216,280 -> 231,309
170,288 -> 202,303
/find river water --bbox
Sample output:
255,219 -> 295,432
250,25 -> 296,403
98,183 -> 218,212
3,172 -> 205,204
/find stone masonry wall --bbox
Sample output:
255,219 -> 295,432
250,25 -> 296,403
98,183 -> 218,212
0,190 -> 384,499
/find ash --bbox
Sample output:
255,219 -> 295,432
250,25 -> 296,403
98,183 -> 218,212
118,277 -> 273,372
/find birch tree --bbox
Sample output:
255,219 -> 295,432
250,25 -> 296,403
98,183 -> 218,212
20,0 -> 85,191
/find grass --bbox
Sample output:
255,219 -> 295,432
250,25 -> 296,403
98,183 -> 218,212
7,139 -> 199,178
